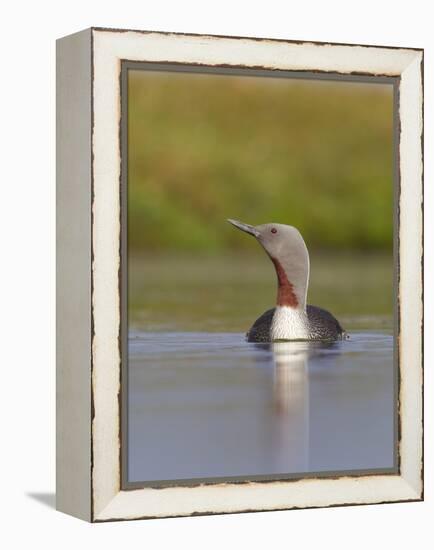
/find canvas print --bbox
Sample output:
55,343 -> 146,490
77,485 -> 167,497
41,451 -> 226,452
124,67 -> 396,486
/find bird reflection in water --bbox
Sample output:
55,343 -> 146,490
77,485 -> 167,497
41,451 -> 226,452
271,342 -> 309,416
270,342 -> 310,470
257,340 -> 342,473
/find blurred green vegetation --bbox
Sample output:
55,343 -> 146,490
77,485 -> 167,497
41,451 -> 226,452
128,70 -> 394,253
128,253 -> 393,332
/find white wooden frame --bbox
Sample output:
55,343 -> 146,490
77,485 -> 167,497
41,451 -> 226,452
56,27 -> 423,522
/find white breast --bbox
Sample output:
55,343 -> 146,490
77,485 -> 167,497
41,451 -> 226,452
270,306 -> 310,341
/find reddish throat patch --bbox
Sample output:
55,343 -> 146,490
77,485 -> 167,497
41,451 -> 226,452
270,257 -> 299,307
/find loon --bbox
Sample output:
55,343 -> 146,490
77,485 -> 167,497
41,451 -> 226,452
227,219 -> 346,343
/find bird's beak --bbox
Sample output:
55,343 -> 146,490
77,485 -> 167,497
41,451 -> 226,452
227,218 -> 260,238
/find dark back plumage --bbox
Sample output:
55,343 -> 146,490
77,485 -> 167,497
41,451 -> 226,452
246,305 -> 345,343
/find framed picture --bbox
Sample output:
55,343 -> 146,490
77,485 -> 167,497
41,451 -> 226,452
56,27 -> 423,522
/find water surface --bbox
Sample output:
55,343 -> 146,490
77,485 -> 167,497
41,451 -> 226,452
128,330 -> 395,483
127,253 -> 395,484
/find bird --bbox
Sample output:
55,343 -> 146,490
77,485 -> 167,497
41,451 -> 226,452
227,219 -> 346,343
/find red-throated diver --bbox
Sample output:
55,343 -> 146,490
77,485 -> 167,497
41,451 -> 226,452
227,219 -> 346,342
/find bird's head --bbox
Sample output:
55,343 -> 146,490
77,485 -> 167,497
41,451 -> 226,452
227,219 -> 310,309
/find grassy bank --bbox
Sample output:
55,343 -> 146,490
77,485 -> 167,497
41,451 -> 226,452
128,70 -> 394,254
128,252 -> 393,332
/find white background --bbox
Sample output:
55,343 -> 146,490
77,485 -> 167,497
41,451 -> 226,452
1,1 -> 431,547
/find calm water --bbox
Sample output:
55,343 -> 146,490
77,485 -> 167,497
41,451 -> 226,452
127,254 -> 395,484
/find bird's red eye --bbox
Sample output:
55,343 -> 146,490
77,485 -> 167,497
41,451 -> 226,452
271,228 -> 277,234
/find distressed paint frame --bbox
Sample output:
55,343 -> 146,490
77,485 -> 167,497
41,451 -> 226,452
56,27 -> 423,522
